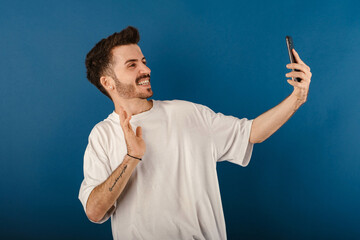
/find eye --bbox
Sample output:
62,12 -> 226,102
129,63 -> 136,68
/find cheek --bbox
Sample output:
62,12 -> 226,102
123,73 -> 137,83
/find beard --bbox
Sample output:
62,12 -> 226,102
113,74 -> 153,99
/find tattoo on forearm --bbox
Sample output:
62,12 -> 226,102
109,165 -> 128,192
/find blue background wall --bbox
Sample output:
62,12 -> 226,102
1,0 -> 359,239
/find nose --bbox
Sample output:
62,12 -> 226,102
140,62 -> 151,75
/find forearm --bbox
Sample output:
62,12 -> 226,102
86,155 -> 140,222
250,92 -> 304,143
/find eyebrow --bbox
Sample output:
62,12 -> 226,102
124,57 -> 146,65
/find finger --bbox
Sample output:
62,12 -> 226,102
286,63 -> 310,73
123,109 -> 128,121
287,79 -> 303,88
136,126 -> 142,138
127,115 -> 133,132
119,108 -> 130,132
285,71 -> 309,81
118,107 -> 125,126
123,113 -> 133,132
292,49 -> 305,64
286,71 -> 311,83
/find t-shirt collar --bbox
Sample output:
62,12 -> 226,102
109,99 -> 158,122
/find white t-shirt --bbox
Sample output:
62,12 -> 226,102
79,99 -> 254,240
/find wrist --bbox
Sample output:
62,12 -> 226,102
127,153 -> 142,161
290,91 -> 306,110
127,149 -> 143,159
291,88 -> 307,103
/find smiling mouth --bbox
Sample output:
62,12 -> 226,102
137,78 -> 150,86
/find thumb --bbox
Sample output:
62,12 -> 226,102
287,79 -> 296,87
136,126 -> 142,138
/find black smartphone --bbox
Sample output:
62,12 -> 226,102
285,36 -> 301,82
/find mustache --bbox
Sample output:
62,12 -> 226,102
136,74 -> 150,83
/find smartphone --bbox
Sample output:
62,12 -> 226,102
285,36 -> 301,82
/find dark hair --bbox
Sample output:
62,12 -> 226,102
85,26 -> 140,100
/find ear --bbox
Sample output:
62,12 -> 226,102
100,76 -> 114,91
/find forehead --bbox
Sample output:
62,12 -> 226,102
111,44 -> 144,64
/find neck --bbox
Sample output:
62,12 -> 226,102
114,98 -> 153,116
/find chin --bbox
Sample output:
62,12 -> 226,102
138,89 -> 153,99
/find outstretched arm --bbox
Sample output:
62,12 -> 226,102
249,49 -> 312,144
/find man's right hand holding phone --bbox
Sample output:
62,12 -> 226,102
286,48 -> 312,106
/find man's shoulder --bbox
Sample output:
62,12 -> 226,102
88,113 -> 116,140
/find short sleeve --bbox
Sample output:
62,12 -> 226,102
78,127 -> 116,224
194,103 -> 254,167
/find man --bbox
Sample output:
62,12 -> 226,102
78,26 -> 312,239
